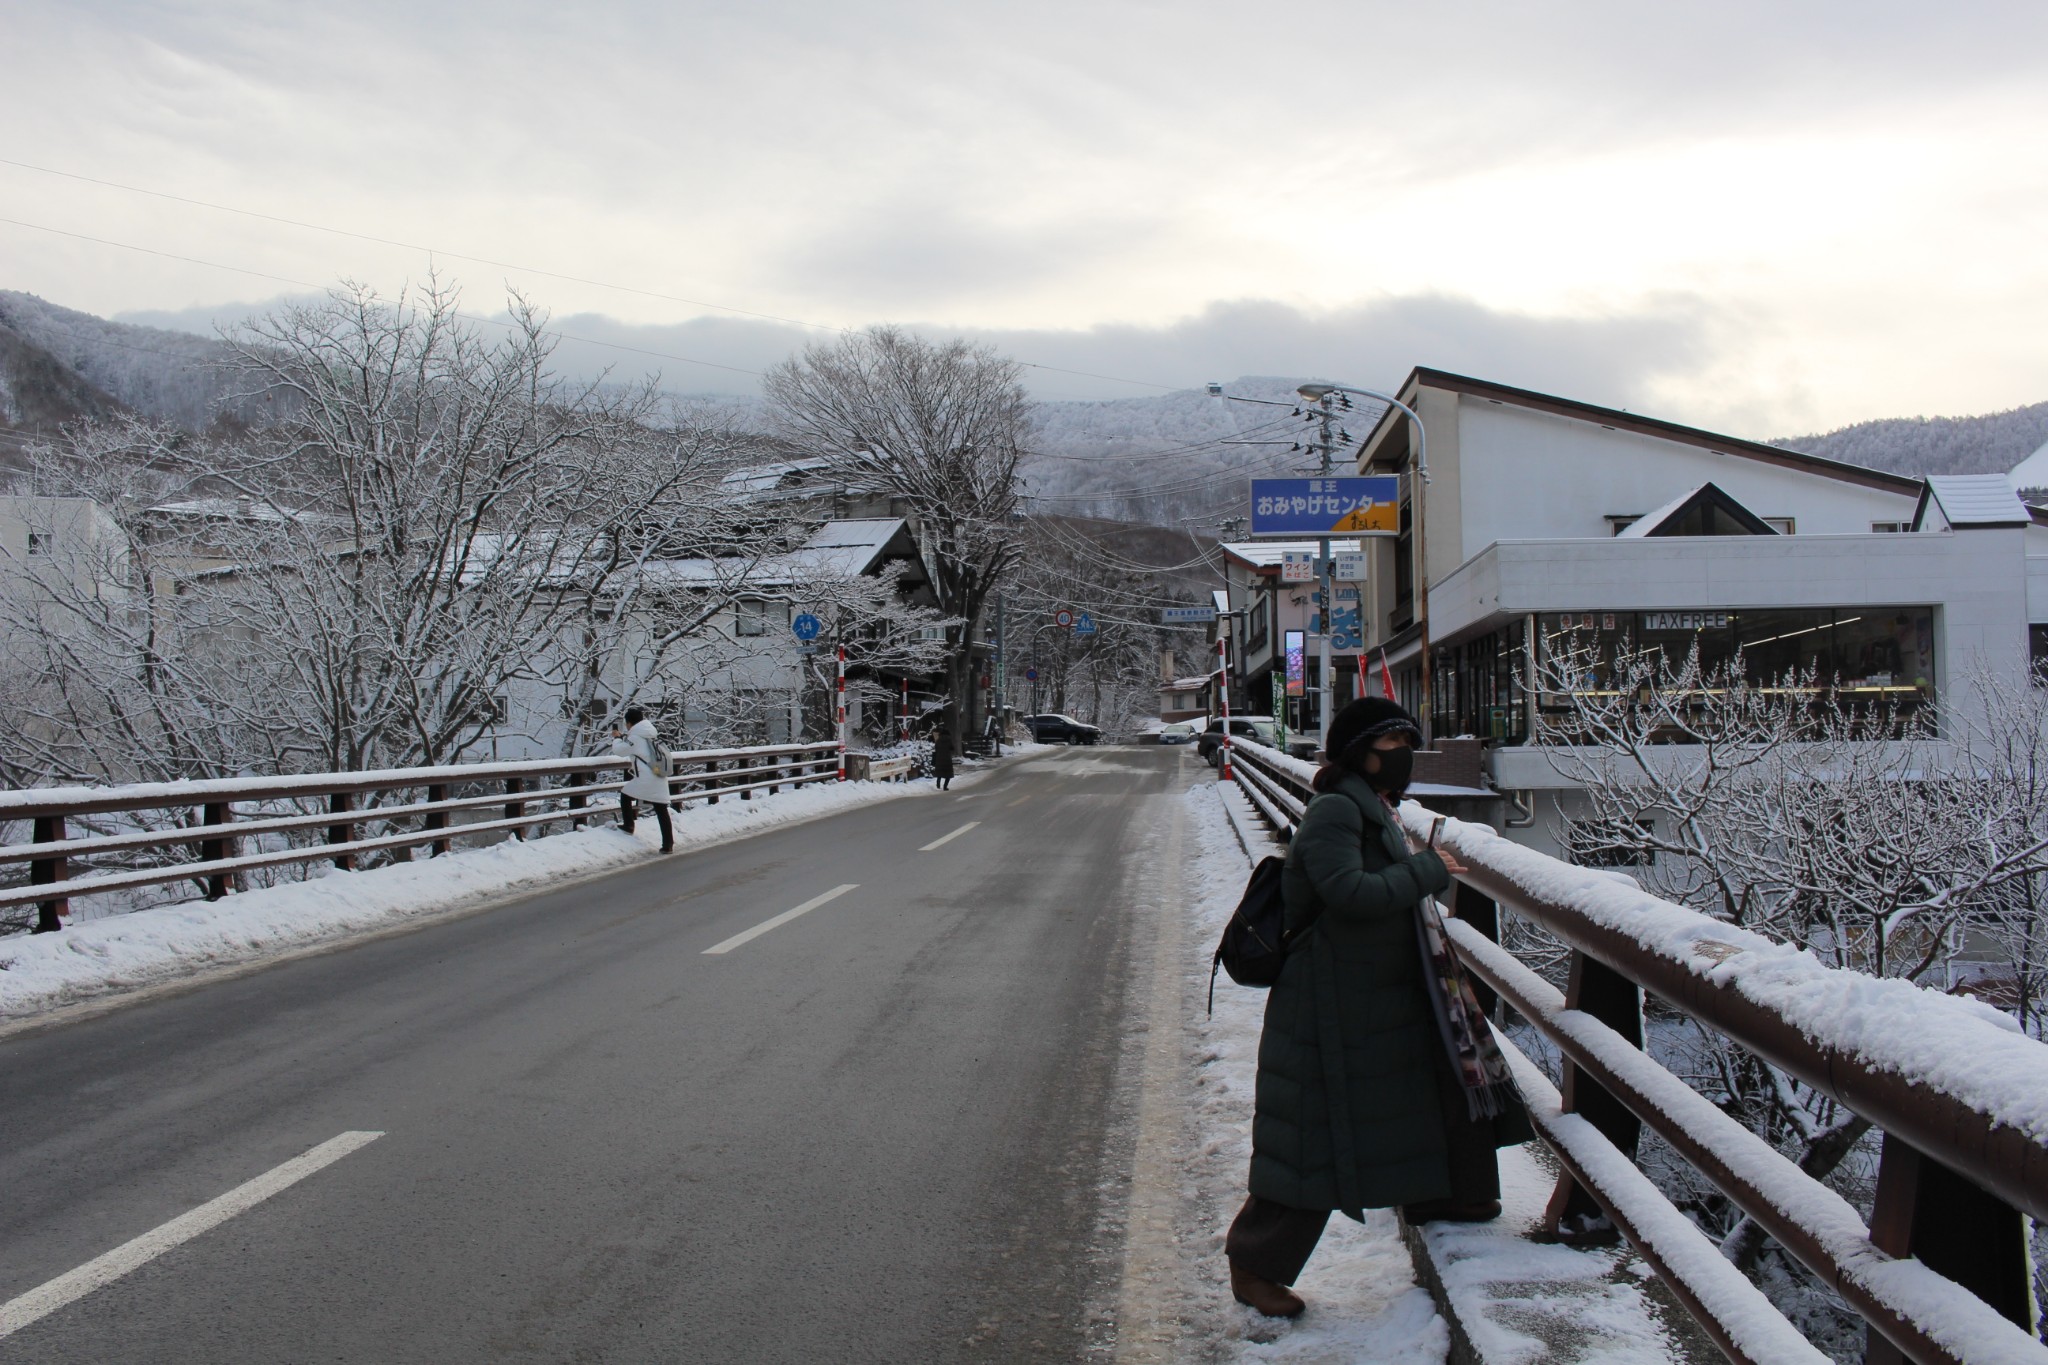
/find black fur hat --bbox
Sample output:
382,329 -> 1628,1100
1324,696 -> 1421,764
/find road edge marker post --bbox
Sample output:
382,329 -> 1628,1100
836,641 -> 847,780
1217,629 -> 1233,782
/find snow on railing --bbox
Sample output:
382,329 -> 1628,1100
1221,751 -> 2048,1364
1,741 -> 845,931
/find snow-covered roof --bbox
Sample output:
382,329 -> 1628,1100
781,517 -> 909,577
1222,539 -> 1363,568
2008,438 -> 2048,493
1615,482 -> 1774,538
146,497 -> 333,527
720,458 -> 835,494
636,518 -> 909,590
1921,474 -> 2032,528
1614,485 -> 1707,538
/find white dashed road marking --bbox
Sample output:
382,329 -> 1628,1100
702,884 -> 860,955
919,822 -> 981,852
0,1130 -> 384,1340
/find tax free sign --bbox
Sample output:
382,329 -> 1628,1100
1250,476 -> 1399,537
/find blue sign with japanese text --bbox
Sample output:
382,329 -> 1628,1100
1249,476 -> 1400,538
792,613 -> 823,641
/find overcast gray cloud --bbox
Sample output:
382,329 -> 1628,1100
12,0 -> 2048,434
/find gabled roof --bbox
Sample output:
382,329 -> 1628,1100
1615,482 -> 1777,538
1361,368 -> 1925,496
637,517 -> 912,589
1913,475 -> 2033,530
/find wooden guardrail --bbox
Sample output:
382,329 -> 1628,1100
1222,740 -> 2048,1365
0,741 -> 846,931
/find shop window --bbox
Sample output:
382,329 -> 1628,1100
1538,606 -> 1936,731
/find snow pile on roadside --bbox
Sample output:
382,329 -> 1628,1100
1179,780 -> 1450,1362
0,777 -> 930,1019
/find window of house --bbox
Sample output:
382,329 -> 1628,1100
26,532 -> 50,556
1764,517 -> 1796,535
2030,624 -> 2048,684
1872,521 -> 1909,533
1605,515 -> 1642,536
736,599 -> 786,637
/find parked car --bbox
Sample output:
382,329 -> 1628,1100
1197,716 -> 1282,764
1157,722 -> 1198,745
1023,713 -> 1102,745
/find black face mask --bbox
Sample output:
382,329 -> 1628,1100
1363,746 -> 1413,794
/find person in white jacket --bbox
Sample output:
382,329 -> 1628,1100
609,707 -> 674,853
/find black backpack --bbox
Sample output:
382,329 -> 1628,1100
1209,855 -> 1320,1012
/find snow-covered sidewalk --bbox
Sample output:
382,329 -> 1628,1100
1175,778 -> 1451,1362
0,772 -> 959,1022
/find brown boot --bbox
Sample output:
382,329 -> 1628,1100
1229,1261 -> 1306,1318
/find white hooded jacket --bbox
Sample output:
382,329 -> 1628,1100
611,718 -> 673,804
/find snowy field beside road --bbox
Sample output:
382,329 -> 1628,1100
0,773 -> 953,1022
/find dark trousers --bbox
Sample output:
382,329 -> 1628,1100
1226,1196 -> 1330,1287
620,796 -> 673,850
1229,1050 -> 1503,1286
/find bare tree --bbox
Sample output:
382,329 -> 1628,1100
764,327 -> 1027,754
1532,632 -> 2048,1340
195,278 -> 706,772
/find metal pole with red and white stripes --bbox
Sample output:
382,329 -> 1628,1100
835,642 -> 847,780
1217,629 -> 1233,782
900,677 -> 910,740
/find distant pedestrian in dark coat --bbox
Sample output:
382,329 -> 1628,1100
931,727 -> 955,791
1225,697 -> 1532,1318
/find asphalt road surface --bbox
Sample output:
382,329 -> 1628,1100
0,746 -> 1198,1363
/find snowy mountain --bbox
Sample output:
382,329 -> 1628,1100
6,290 -> 2047,519
0,292 -> 242,435
1770,401 -> 2048,480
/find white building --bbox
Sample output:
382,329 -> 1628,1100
1335,368 -> 2048,854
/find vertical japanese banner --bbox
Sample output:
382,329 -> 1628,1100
1284,630 -> 1306,698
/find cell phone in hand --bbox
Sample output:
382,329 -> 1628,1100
1428,816 -> 1447,849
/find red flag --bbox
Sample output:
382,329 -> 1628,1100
1378,649 -> 1397,701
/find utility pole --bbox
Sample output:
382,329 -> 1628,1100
993,592 -> 1005,756
1304,387 -> 1340,756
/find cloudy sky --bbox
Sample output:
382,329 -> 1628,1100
6,0 -> 2045,435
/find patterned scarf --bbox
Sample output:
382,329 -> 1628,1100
1413,895 -> 1520,1121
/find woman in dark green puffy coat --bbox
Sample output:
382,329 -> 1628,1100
1225,697 -> 1532,1319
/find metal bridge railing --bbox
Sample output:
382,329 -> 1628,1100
1223,739 -> 2048,1364
1,741 -> 846,930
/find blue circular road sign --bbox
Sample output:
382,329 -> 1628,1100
792,613 -> 823,641
1025,667 -> 1039,681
